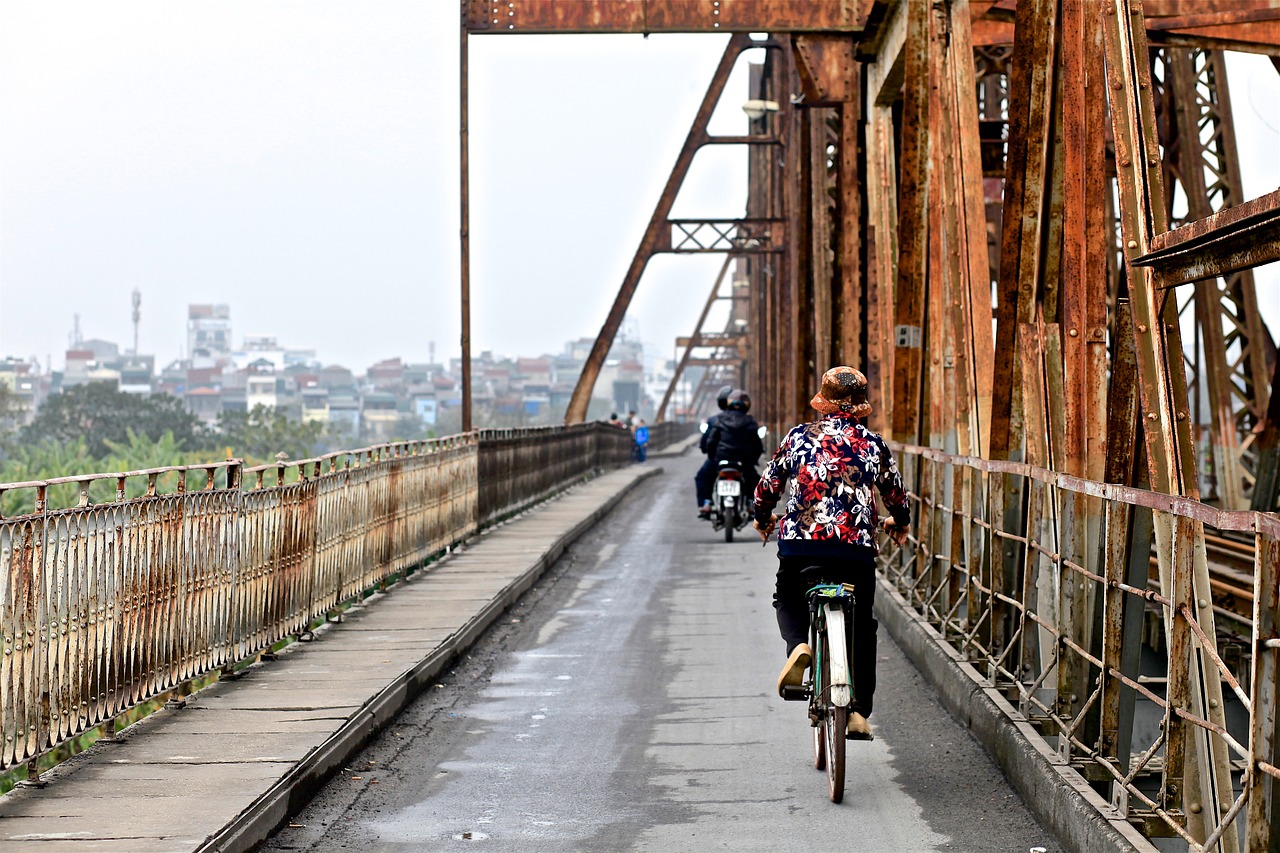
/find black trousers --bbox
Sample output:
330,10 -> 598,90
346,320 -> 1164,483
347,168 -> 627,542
773,553 -> 878,718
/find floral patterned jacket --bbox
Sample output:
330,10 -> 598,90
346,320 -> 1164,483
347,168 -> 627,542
752,414 -> 910,552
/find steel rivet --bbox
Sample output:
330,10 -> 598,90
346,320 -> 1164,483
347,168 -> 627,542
1068,328 -> 1078,337
1190,802 -> 1203,814
1148,413 -> 1157,420
1120,158 -> 1131,167
1177,412 -> 1186,421
1147,158 -> 1157,166
1137,323 -> 1148,332
1209,698 -> 1219,709
1126,240 -> 1137,249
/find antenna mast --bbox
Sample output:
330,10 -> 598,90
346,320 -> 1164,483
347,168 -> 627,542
131,289 -> 142,355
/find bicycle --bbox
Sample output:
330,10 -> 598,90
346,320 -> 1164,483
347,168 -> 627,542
787,573 -> 857,801
759,516 -> 908,803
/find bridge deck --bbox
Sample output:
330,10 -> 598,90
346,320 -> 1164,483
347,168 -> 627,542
0,448 -> 1067,852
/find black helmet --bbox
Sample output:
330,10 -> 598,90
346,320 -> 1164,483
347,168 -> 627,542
716,385 -> 734,410
727,389 -> 751,412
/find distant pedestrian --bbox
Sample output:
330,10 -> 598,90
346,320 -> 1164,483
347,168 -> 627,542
633,419 -> 649,462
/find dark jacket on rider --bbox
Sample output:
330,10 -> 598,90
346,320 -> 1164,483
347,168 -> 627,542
699,411 -> 726,456
704,409 -> 764,465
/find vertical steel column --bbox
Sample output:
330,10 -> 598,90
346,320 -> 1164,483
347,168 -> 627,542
1246,532 -> 1280,851
810,108 -> 834,377
785,39 -> 811,426
864,62 -> 898,436
1098,299 -> 1152,812
949,0 -> 995,460
987,0 -> 1058,674
459,8 -> 472,432
890,0 -> 931,448
1057,0 -> 1109,749
836,90 -> 862,371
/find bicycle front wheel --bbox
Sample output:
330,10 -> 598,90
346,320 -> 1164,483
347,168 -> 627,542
820,628 -> 847,803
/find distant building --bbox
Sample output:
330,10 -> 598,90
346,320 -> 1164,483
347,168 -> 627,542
184,387 -> 223,423
116,356 -> 155,396
188,304 -> 232,361
62,348 -> 120,389
301,385 -> 330,424
361,392 -> 399,442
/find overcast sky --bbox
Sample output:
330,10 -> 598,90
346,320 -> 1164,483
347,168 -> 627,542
1,3 -> 1277,376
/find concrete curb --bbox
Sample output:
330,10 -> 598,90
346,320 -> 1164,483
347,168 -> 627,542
199,466 -> 661,853
649,433 -> 699,457
873,577 -> 1158,853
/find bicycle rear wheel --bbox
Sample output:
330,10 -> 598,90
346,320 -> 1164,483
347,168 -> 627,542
820,627 -> 847,802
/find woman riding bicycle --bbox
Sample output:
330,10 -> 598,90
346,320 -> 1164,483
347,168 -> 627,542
752,366 -> 910,740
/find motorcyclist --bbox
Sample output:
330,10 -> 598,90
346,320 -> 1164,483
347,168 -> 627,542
751,366 -> 910,741
699,389 -> 764,516
694,385 -> 736,514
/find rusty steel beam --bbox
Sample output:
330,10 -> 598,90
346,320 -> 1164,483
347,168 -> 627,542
964,0 -> 1280,51
675,333 -> 746,348
564,34 -> 753,423
464,0 -> 866,34
681,356 -> 743,367
1133,187 -> 1280,287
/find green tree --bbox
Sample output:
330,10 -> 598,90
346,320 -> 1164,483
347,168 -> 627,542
214,405 -> 326,463
20,384 -> 203,457
0,384 -> 26,433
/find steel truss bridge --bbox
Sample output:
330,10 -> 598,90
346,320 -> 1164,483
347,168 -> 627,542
1,3 -> 1279,852
457,2 -> 1280,851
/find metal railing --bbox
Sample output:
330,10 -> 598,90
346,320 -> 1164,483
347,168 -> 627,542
880,442 -> 1279,852
0,423 -> 634,775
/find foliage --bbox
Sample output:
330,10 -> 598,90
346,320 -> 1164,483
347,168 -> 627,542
0,384 -> 26,432
214,405 -> 326,463
19,385 -> 203,457
0,430 -> 225,516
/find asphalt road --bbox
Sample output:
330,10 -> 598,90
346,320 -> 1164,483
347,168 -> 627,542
263,453 -> 1063,853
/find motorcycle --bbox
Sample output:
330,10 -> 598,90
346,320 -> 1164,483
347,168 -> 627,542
707,461 -> 752,542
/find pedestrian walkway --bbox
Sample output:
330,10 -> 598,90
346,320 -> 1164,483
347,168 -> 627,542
0,466 -> 659,853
